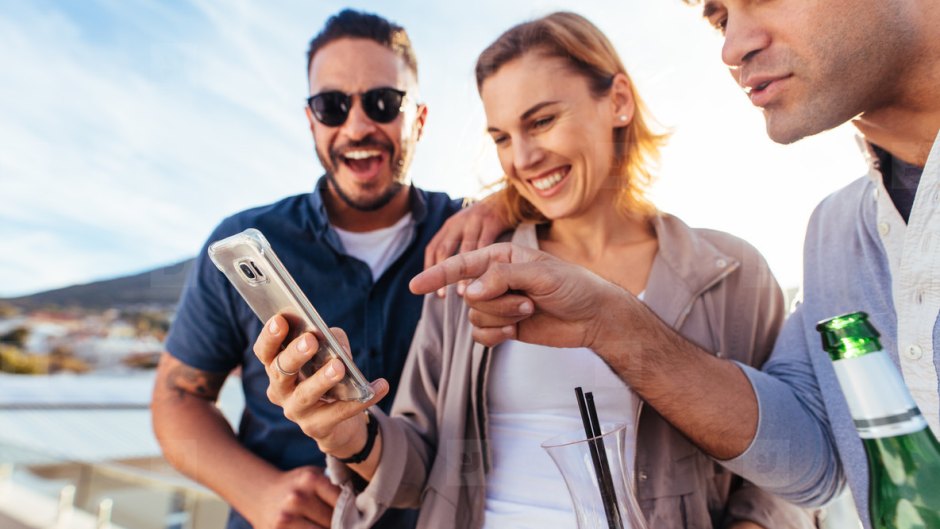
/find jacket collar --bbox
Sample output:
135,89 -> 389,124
511,214 -> 739,327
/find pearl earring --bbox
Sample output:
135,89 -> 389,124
619,115 -> 628,122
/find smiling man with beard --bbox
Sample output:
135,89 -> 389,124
150,10 -> 501,529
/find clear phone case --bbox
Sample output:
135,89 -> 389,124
208,228 -> 375,403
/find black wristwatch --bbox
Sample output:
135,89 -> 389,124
337,410 -> 378,464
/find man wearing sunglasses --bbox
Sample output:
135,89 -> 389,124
152,9 -> 503,529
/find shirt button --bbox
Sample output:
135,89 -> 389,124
878,222 -> 891,236
906,345 -> 924,360
916,289 -> 926,305
716,259 -> 727,268
638,471 -> 648,481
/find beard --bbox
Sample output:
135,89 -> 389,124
325,172 -> 404,212
317,136 -> 408,212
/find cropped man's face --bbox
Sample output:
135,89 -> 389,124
702,0 -> 914,144
307,38 -> 426,211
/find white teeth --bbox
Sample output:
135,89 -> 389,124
531,170 -> 566,191
344,150 -> 382,160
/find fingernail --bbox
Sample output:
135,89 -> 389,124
325,360 -> 337,379
503,325 -> 514,336
372,379 -> 388,393
437,287 -> 446,298
268,319 -> 279,333
298,335 -> 310,353
519,301 -> 533,314
457,282 -> 465,296
466,281 -> 483,296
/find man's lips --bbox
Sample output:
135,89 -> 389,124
335,149 -> 389,180
741,74 -> 792,107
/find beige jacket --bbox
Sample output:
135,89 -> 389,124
328,214 -> 815,529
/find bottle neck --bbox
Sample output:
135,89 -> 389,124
832,350 -> 928,439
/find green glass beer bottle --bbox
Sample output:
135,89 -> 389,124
817,312 -> 940,529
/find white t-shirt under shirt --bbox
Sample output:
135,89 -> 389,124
333,213 -> 415,281
483,301 -> 643,528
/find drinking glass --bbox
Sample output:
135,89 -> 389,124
541,423 -> 648,529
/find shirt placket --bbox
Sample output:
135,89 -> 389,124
872,136 -> 940,439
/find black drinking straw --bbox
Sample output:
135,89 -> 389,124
575,387 -> 622,529
585,392 -> 624,529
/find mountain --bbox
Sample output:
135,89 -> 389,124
2,259 -> 195,310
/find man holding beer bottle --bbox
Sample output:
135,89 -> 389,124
414,0 -> 940,526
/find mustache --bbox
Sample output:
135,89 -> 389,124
329,137 -> 394,163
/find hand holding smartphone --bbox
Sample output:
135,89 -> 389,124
208,228 -> 375,403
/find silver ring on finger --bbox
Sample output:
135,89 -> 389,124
273,354 -> 299,377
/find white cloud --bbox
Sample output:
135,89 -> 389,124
0,0 -> 870,296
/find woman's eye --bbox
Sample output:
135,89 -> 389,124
533,116 -> 555,129
492,134 -> 509,145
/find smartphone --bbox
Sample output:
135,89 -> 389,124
208,228 -> 375,403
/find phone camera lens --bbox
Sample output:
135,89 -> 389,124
250,261 -> 265,278
239,263 -> 256,279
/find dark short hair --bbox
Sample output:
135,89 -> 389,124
306,9 -> 418,80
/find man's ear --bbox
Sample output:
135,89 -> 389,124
610,73 -> 635,128
414,104 -> 429,141
305,105 -> 317,134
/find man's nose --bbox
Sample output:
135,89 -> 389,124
341,98 -> 379,141
720,12 -> 770,70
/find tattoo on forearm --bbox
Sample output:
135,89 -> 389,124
165,364 -> 226,401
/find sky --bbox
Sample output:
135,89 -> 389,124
0,0 -> 867,297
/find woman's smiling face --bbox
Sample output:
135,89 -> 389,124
481,52 -> 628,221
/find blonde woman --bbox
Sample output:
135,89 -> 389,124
255,12 -> 814,529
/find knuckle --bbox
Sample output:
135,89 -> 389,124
266,385 -> 280,405
282,405 -> 296,422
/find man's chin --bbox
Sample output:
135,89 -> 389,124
764,112 -> 815,145
333,181 -> 405,212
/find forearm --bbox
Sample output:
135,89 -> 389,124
593,293 -> 758,459
152,387 -> 280,511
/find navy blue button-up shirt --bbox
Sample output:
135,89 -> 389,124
165,176 -> 459,527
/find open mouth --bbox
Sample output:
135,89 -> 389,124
339,149 -> 387,177
528,166 -> 570,195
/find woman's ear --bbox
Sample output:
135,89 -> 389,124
610,73 -> 635,128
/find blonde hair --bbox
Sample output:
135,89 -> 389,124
475,12 -> 668,224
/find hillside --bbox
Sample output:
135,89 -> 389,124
2,259 -> 194,310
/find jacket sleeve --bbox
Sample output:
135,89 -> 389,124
717,237 -> 844,507
713,240 -> 821,524
327,293 -> 449,528
725,304 -> 845,507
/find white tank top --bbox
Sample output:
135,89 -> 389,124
482,337 -> 640,528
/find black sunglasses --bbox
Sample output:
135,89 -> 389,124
307,87 -> 407,127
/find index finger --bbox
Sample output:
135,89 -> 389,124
410,243 -> 513,295
254,314 -> 289,365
